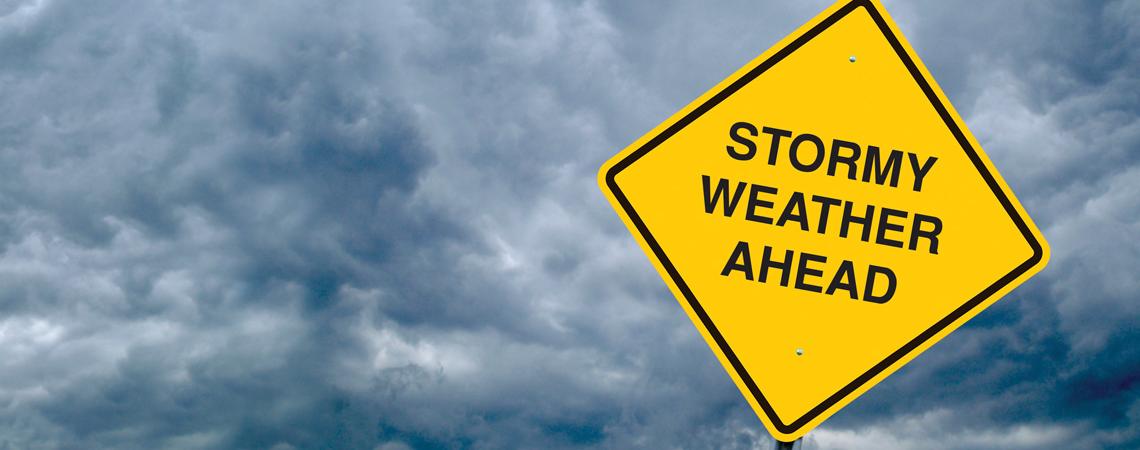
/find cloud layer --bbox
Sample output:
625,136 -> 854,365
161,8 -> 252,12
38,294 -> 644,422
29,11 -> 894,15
0,0 -> 1136,448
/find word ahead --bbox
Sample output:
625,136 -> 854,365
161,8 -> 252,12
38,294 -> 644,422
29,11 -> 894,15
719,241 -> 897,303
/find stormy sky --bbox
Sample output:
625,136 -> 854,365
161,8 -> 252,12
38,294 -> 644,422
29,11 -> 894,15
0,0 -> 1136,449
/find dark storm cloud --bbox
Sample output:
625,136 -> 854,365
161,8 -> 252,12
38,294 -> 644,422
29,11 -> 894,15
0,0 -> 1136,449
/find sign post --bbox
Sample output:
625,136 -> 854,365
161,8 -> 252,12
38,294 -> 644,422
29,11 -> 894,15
598,0 -> 1049,442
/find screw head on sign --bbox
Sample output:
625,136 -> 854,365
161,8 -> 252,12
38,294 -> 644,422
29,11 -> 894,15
849,55 -> 856,63
795,348 -> 804,356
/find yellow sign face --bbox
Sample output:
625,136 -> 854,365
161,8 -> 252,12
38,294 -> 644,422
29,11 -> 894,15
598,0 -> 1049,441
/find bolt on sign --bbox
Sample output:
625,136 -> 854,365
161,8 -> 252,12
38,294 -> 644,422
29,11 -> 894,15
597,0 -> 1049,442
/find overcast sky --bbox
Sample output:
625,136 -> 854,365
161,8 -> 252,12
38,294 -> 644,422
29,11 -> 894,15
0,0 -> 1137,449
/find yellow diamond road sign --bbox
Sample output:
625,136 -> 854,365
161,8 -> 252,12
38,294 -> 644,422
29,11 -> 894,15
598,0 -> 1050,442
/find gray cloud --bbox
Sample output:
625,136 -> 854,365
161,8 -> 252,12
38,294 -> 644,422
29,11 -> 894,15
0,0 -> 1136,449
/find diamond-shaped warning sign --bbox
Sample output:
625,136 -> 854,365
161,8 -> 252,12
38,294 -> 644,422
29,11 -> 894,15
598,0 -> 1049,441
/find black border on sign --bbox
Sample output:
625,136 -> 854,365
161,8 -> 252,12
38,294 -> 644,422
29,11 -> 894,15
603,0 -> 1044,435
